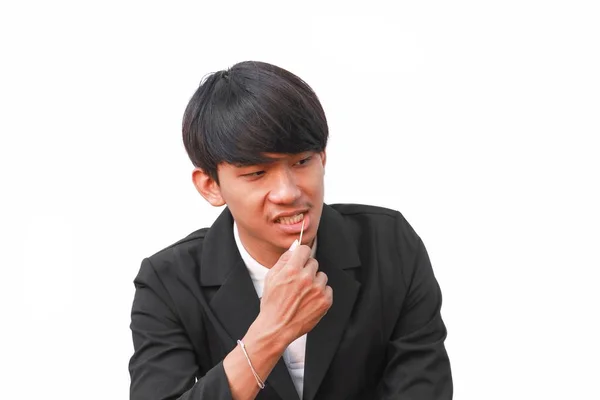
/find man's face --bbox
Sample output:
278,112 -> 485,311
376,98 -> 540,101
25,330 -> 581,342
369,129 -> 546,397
215,151 -> 326,263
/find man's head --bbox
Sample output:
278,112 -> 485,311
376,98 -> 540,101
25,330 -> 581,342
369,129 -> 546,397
182,61 -> 328,265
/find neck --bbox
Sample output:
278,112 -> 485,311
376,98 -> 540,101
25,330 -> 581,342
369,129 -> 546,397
245,238 -> 285,269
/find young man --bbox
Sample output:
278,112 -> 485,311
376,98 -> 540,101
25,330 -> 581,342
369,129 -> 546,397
129,61 -> 452,400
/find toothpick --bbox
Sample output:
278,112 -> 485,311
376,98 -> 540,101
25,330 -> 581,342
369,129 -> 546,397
299,218 -> 305,245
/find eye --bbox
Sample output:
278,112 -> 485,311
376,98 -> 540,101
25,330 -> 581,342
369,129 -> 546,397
295,156 -> 313,166
242,170 -> 265,178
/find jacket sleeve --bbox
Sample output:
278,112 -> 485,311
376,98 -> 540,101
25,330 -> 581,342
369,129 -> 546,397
129,258 -> 234,400
375,215 -> 453,399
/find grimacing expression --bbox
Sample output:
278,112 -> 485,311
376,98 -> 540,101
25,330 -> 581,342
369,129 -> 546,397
195,150 -> 326,265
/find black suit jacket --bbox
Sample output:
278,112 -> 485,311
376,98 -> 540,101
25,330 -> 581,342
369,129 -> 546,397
129,204 -> 452,400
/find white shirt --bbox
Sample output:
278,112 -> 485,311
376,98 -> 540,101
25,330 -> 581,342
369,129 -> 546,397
233,222 -> 317,399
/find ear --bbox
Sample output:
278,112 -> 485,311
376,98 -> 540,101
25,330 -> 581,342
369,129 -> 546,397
320,149 -> 327,170
192,168 -> 225,207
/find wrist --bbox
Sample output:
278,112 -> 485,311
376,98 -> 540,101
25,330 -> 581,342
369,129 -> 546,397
245,314 -> 290,356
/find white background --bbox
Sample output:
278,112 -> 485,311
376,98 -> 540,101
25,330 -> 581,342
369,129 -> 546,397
1,1 -> 599,399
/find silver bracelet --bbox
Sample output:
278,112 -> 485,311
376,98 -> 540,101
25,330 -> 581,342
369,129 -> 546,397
237,339 -> 265,389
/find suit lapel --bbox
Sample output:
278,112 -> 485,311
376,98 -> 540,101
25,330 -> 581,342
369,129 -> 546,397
199,208 -> 299,400
303,205 -> 361,400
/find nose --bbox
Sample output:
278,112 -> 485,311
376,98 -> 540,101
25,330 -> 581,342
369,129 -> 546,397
268,168 -> 301,204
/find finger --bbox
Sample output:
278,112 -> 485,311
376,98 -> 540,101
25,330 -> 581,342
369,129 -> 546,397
325,285 -> 333,303
300,262 -> 318,286
285,244 -> 312,271
269,249 -> 294,273
315,285 -> 333,318
288,239 -> 299,251
303,258 -> 319,277
314,271 -> 328,288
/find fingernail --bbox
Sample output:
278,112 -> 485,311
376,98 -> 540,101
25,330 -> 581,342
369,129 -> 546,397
289,239 -> 299,251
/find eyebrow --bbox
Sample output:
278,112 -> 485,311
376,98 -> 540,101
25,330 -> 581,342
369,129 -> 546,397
232,152 -> 313,168
232,155 -> 290,168
233,159 -> 277,169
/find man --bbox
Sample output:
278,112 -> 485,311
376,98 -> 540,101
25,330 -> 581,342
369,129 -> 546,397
129,61 -> 452,400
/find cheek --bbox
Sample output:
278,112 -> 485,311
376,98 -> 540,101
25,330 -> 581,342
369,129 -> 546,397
222,185 -> 266,209
301,174 -> 325,196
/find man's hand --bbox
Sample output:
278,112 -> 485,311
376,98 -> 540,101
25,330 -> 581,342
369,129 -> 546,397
223,245 -> 332,400
258,245 -> 333,347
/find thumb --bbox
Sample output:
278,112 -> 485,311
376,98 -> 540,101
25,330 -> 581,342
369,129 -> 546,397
269,241 -> 297,273
289,239 -> 299,252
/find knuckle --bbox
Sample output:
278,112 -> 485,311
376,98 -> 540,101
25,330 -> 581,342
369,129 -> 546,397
300,272 -> 313,286
277,268 -> 291,280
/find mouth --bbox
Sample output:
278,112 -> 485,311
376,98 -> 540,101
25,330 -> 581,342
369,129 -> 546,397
275,212 -> 305,225
273,210 -> 311,237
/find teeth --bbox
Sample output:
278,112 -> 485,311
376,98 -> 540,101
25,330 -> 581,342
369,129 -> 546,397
277,213 -> 304,225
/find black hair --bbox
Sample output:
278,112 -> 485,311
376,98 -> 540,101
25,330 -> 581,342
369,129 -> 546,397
182,61 -> 329,184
